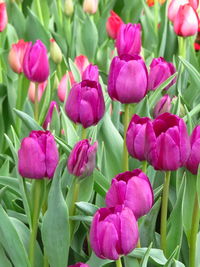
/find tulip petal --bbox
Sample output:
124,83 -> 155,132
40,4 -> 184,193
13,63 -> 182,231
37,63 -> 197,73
46,134 -> 59,178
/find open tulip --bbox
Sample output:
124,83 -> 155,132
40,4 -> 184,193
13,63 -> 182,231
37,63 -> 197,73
146,113 -> 190,171
68,264 -> 90,267
65,80 -> 105,128
82,64 -> 99,82
153,95 -> 172,118
90,206 -> 138,260
105,169 -> 154,219
106,10 -> 123,40
67,139 -> 98,178
108,55 -> 148,103
43,101 -> 59,130
28,80 -> 48,103
18,131 -> 59,179
23,40 -> 50,83
0,1 -> 7,32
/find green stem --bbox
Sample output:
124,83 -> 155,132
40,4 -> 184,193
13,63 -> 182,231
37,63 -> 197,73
189,192 -> 199,267
82,127 -> 87,140
116,258 -> 122,267
178,37 -> 187,58
43,250 -> 49,267
57,63 -> 62,80
123,104 -> 129,172
16,74 -> 24,132
160,171 -> 171,254
34,83 -> 39,122
35,0 -> 44,26
154,0 -> 159,36
142,161 -> 147,173
57,0 -> 63,27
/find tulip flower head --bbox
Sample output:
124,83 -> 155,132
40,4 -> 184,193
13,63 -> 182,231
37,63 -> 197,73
153,95 -> 172,118
82,64 -> 99,82
106,10 -> 123,40
68,264 -> 90,267
50,38 -> 63,64
43,101 -> 59,130
168,0 -> 189,22
0,1 -> 7,32
83,0 -> 98,14
74,54 -> 90,75
28,80 -> 48,103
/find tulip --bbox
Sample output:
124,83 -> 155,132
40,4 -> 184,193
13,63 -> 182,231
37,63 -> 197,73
173,4 -> 199,37
67,139 -> 98,178
64,0 -> 74,16
108,55 -> 148,104
68,263 -> 90,267
74,54 -> 90,75
83,0 -> 98,14
65,80 -> 105,128
106,10 -> 123,40
126,114 -> 151,161
57,72 -> 76,102
82,64 -> 99,82
189,0 -> 199,9
186,126 -> 200,174
18,131 -> 59,179
50,38 -> 62,64
148,57 -> 176,91
28,80 -> 48,103
8,40 -> 30,74
43,101 -> 59,130
105,169 -> 154,219
168,0 -> 189,22
146,0 -> 166,6
116,23 -> 141,57
146,113 -> 190,171
0,1 -> 7,32
23,40 -> 50,83
153,95 -> 172,118
90,206 -> 139,260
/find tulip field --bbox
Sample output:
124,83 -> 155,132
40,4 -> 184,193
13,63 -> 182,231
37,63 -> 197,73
1,0 -> 200,266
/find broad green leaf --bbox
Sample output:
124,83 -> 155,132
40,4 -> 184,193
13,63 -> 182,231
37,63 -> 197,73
0,244 -> 12,267
75,201 -> 98,216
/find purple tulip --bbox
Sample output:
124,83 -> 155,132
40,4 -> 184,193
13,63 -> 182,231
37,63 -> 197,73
186,126 -> 200,174
146,113 -> 190,171
116,23 -> 141,56
108,55 -> 148,104
18,131 -> 59,179
126,114 -> 151,161
68,263 -> 90,267
23,40 -> 50,83
67,139 -> 98,178
153,95 -> 172,118
90,206 -> 138,260
148,57 -> 176,91
105,169 -> 154,219
82,64 -> 99,82
43,101 -> 59,130
65,80 -> 105,128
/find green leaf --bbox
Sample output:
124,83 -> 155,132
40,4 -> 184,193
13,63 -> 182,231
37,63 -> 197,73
0,244 -> 12,267
93,169 -> 110,197
9,3 -> 26,38
75,201 -> 98,216
87,252 -> 112,267
68,58 -> 81,83
141,243 -> 153,267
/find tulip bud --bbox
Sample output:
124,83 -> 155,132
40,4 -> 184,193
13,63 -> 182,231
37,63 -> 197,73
8,40 -> 30,74
82,64 -> 99,82
43,101 -> 59,130
186,125 -> 200,174
126,114 -> 151,161
146,113 -> 190,170
116,23 -> 141,57
23,40 -> 50,83
65,80 -> 105,128
0,1 -> 7,32
83,0 -> 98,14
108,55 -> 148,104
28,80 -> 48,103
74,54 -> 90,75
68,264 -> 90,267
57,72 -> 75,102
153,95 -> 172,118
67,139 -> 98,178
50,39 -> 62,64
148,57 -> 176,91
64,0 -> 74,16
106,169 -> 154,219
18,131 -> 59,179
106,10 -> 123,40
90,206 -> 139,260
174,4 -> 199,37
168,0 -> 189,22
189,0 -> 199,9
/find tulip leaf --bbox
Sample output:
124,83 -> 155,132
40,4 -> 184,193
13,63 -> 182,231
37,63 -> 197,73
141,243 -> 153,267
75,201 -> 99,216
87,252 -> 112,267
93,169 -> 110,197
68,58 -> 81,83
38,80 -> 51,126
0,244 -> 12,267
129,248 -> 167,264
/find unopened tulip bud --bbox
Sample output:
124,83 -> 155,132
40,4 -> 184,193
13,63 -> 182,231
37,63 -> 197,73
153,95 -> 172,118
50,39 -> 63,64
168,0 -> 189,22
28,80 -> 48,103
64,0 -> 74,16
43,101 -> 59,130
83,0 -> 98,14
0,1 -> 7,32
82,64 -> 99,82
106,10 -> 123,40
74,54 -> 90,75
57,72 -> 75,102
189,0 -> 199,9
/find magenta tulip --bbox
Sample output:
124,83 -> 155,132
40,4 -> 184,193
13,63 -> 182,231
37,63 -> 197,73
65,80 -> 105,128
43,101 -> 59,130
116,23 -> 141,56
18,131 -> 59,179
108,55 -> 148,103
82,64 -> 99,82
67,139 -> 98,178
68,263 -> 90,267
146,113 -> 190,171
153,95 -> 172,118
126,114 -> 151,161
90,206 -> 138,260
105,169 -> 154,219
23,40 -> 50,83
0,2 -> 7,32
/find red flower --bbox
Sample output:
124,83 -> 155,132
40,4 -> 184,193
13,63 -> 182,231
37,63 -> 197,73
106,11 -> 123,39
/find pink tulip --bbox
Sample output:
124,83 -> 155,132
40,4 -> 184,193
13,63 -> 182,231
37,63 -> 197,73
28,80 -> 48,103
57,72 -> 75,102
168,0 -> 189,22
74,55 -> 89,75
0,1 -> 7,32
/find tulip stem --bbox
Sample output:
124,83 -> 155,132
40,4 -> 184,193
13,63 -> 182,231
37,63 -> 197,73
34,82 -> 39,122
154,0 -> 159,37
57,0 -> 63,27
35,0 -> 44,26
178,37 -> 186,59
16,74 -> 24,132
116,258 -> 122,267
142,161 -> 147,173
123,104 -> 129,172
189,192 -> 199,267
82,127 -> 87,140
160,171 -> 171,254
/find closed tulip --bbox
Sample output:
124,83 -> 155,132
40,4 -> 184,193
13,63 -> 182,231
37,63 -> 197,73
43,101 -> 59,130
23,40 -> 49,83
50,38 -> 62,64
64,0 -> 74,16
146,113 -> 190,171
74,54 -> 90,75
0,1 -> 7,32
8,40 -> 30,74
168,0 -> 189,22
105,169 -> 154,219
82,64 -> 99,82
65,80 -> 105,128
148,57 -> 176,91
68,264 -> 90,267
186,126 -> 200,174
90,206 -> 138,260
18,131 -> 59,179
116,23 -> 141,56
153,95 -> 172,118
57,72 -> 76,102
189,0 -> 199,9
83,0 -> 98,14
28,80 -> 48,103
126,114 -> 151,161
108,55 -> 148,103
67,139 -> 98,178
173,4 -> 199,37
106,10 -> 123,40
